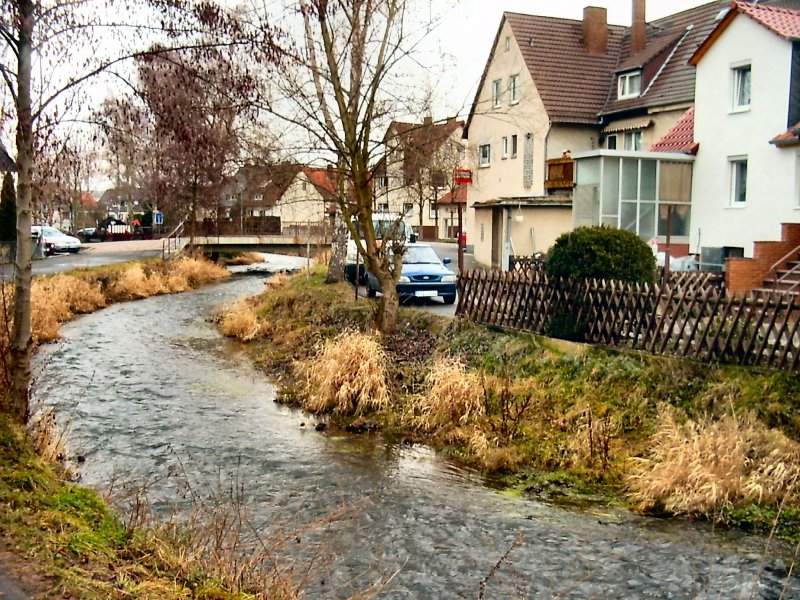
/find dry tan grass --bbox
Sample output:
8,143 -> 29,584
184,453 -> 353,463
566,404 -> 618,472
110,264 -> 166,301
295,329 -> 390,415
28,408 -> 68,464
265,272 -> 290,292
169,257 -> 230,287
219,300 -> 268,342
223,252 -> 265,266
29,275 -> 107,344
626,405 -> 800,515
410,358 -> 485,432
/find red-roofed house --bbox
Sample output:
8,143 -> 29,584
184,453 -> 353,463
688,1 -> 800,290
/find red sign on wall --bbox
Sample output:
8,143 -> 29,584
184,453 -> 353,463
453,169 -> 473,185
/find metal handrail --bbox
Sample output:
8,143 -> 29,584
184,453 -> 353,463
769,242 -> 800,293
162,219 -> 186,260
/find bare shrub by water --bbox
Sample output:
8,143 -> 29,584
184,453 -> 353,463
411,357 -> 484,432
627,405 -> 800,514
295,329 -> 390,415
219,299 -> 268,342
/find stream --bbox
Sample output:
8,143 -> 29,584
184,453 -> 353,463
34,257 -> 800,599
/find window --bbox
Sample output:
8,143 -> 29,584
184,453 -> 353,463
501,136 -> 509,159
509,74 -> 520,104
378,202 -> 389,212
732,65 -> 751,110
403,203 -> 414,215
492,80 -> 502,107
504,36 -> 510,52
623,131 -> 642,151
730,158 -> 748,205
617,71 -> 641,100
606,135 -> 618,150
429,201 -> 438,220
479,143 -> 491,167
377,175 -> 388,188
511,134 -> 518,158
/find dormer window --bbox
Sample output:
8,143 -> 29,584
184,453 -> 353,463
617,71 -> 642,100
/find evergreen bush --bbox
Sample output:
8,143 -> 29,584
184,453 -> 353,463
546,226 -> 656,284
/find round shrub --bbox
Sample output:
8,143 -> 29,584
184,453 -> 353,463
545,226 -> 656,284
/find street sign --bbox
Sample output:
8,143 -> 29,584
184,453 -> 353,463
454,169 -> 472,185
154,211 -> 164,226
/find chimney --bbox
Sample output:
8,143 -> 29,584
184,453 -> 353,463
631,0 -> 646,55
423,116 -> 433,126
583,7 -> 608,55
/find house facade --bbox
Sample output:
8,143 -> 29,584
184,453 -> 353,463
463,0 -> 795,270
375,118 -> 465,240
689,1 -> 800,261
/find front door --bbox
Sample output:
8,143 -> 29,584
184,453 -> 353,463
491,209 -> 502,269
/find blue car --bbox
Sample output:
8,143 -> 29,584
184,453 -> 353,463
366,243 -> 457,305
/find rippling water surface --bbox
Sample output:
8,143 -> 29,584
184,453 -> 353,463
35,262 -> 800,599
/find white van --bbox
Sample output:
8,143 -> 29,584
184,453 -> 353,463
344,214 -> 415,283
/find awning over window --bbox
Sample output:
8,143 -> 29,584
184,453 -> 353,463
602,117 -> 653,134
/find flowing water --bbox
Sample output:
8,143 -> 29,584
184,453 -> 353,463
35,259 -> 800,599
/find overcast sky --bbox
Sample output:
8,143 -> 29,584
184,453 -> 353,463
428,0 -> 713,118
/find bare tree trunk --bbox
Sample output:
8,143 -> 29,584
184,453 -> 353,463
5,0 -> 34,423
375,271 -> 400,334
326,211 -> 347,283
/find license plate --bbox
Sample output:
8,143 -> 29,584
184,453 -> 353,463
415,290 -> 437,297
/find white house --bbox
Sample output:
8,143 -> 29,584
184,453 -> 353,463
688,1 -> 800,263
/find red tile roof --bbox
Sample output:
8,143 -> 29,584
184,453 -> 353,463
736,1 -> 800,39
650,107 -> 697,153
303,167 -> 338,200
437,184 -> 467,205
770,122 -> 800,146
691,1 -> 800,65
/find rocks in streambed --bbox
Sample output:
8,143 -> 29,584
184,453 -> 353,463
344,418 -> 379,434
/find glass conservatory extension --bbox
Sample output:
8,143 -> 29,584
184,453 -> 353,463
572,150 -> 694,242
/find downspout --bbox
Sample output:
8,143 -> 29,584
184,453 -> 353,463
543,123 -> 550,195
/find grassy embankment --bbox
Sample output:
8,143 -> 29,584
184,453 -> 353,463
0,257 -> 304,598
220,265 -> 800,542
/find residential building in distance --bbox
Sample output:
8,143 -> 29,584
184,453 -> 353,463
374,117 -> 465,240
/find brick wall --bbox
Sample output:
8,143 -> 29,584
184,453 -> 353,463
726,223 -> 800,293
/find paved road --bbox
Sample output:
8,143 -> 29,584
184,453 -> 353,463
0,239 -> 163,281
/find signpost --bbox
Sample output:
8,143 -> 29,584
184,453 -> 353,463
452,169 -> 472,273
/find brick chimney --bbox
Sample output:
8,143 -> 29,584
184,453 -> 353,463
583,7 -> 608,55
631,0 -> 646,55
423,116 -> 433,126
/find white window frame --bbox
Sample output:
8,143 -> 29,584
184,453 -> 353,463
729,156 -> 748,206
479,143 -> 491,167
617,71 -> 642,100
492,79 -> 502,108
501,136 -> 509,159
378,202 -> 390,213
511,134 -> 518,158
623,131 -> 642,151
403,202 -> 414,215
732,63 -> 751,111
509,74 -> 520,104
429,201 -> 438,220
606,134 -> 618,150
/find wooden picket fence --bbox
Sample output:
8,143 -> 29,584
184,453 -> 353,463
456,269 -> 800,370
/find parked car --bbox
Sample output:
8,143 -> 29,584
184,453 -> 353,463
366,243 -> 457,304
31,226 -> 82,255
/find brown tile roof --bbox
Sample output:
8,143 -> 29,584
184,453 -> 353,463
504,12 -> 625,124
770,122 -> 800,146
237,163 -> 302,206
650,107 -> 698,153
386,118 -> 463,178
600,1 -> 725,116
303,167 -> 338,201
691,1 -> 800,65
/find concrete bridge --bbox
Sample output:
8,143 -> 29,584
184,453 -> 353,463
167,234 -> 331,258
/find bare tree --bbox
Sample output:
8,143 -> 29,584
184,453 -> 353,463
286,0 -> 437,334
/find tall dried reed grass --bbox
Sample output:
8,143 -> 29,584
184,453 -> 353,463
29,275 -> 106,343
410,358 -> 485,432
295,329 -> 390,415
109,263 -> 166,300
219,300 -> 268,342
627,405 -> 800,515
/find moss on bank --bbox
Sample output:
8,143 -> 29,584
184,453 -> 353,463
223,266 -> 800,542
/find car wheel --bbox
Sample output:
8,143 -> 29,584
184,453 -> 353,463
441,294 -> 456,305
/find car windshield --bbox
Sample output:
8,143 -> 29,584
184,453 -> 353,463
43,227 -> 63,236
403,246 -> 442,264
